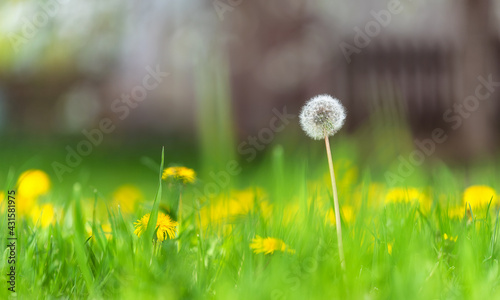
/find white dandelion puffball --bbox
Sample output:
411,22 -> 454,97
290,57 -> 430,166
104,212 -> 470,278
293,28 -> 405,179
299,94 -> 346,140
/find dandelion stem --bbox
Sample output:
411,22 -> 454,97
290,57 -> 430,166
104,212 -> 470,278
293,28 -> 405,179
177,188 -> 183,252
178,188 -> 183,224
324,134 -> 346,270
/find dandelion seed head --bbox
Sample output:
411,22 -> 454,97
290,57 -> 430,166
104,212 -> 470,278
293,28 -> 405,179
299,94 -> 346,140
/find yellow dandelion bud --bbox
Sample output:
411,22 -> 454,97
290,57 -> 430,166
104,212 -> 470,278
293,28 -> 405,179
162,167 -> 196,184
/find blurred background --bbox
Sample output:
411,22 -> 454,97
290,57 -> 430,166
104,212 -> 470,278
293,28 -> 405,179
1,0 -> 500,188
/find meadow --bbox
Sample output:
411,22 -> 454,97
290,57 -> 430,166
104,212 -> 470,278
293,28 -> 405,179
1,0 -> 498,298
1,128 -> 500,300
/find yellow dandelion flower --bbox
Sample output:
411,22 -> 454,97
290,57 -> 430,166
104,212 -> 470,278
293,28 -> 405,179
86,223 -> 113,240
101,223 -> 113,240
199,199 -> 228,228
385,188 -> 430,211
326,205 -> 355,226
16,170 -> 51,217
258,200 -> 273,220
31,203 -> 55,228
351,183 -> 387,209
463,185 -> 497,211
342,205 -> 354,224
368,183 -> 387,207
307,181 -> 329,210
82,197 -> 108,223
385,187 -> 424,203
156,213 -> 178,241
282,203 -> 301,226
134,212 -> 178,242
448,206 -> 467,219
199,188 -> 270,229
250,236 -> 295,255
112,185 -> 143,214
387,242 -> 393,255
162,167 -> 196,184
134,213 -> 151,237
228,188 -> 267,216
229,188 -> 257,215
17,169 -> 51,199
17,195 -> 36,217
0,190 -> 4,213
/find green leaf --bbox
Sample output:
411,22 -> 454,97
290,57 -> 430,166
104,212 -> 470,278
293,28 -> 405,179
72,183 -> 95,295
142,147 -> 165,253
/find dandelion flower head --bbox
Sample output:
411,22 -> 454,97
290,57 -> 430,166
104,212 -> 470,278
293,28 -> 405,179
463,185 -> 497,210
112,185 -> 143,213
299,94 -> 346,140
134,212 -> 178,242
31,203 -> 55,228
387,243 -> 393,255
250,236 -> 295,255
448,206 -> 467,220
162,166 -> 196,184
326,205 -> 354,226
17,169 -> 51,199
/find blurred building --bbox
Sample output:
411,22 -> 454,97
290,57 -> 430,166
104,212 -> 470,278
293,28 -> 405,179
0,0 -> 499,158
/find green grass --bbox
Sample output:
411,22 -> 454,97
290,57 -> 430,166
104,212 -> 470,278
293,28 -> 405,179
1,137 -> 500,300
